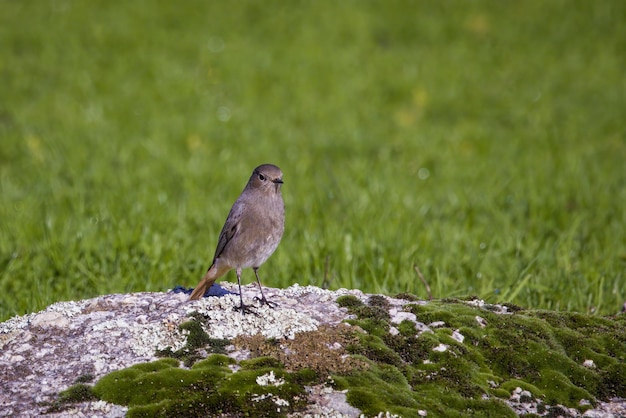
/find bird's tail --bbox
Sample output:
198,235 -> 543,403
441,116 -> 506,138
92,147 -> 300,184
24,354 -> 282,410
189,263 -> 229,300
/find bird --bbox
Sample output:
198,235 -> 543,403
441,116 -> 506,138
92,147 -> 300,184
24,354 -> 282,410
189,164 -> 285,314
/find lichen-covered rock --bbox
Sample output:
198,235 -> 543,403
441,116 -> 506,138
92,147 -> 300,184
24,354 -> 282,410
0,284 -> 361,417
1,284 -> 625,417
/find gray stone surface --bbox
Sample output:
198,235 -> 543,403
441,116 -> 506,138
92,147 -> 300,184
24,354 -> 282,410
1,284 -> 624,417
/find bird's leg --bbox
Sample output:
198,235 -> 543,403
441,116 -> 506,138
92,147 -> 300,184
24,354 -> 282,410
234,268 -> 258,315
252,267 -> 277,308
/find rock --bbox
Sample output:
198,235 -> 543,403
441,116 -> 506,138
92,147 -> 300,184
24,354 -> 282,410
0,284 -> 365,417
1,284 -> 625,417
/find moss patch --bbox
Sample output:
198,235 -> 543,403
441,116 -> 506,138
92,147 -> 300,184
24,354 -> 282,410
45,383 -> 98,413
89,355 -> 308,417
334,362 -> 516,418
156,313 -> 230,367
55,298 -> 626,417
336,294 -> 364,309
234,323 -> 368,376
337,298 -> 626,416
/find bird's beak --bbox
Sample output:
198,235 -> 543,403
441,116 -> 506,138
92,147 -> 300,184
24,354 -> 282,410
272,178 -> 283,192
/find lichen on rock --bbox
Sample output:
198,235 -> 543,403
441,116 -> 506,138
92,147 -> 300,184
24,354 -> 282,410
1,285 -> 625,417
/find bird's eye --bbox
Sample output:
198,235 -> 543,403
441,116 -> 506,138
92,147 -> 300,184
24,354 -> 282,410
258,174 -> 266,181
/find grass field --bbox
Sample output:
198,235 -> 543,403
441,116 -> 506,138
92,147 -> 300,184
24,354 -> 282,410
1,1 -> 624,321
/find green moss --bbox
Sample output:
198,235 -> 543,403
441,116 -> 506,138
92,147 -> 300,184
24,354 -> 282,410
92,354 -> 307,417
156,316 -> 230,367
342,363 -> 420,414
74,373 -> 95,384
339,360 -> 516,418
368,295 -> 390,309
336,294 -> 364,309
501,303 -> 525,313
536,369 -> 594,406
396,319 -> 418,335
599,363 -> 626,398
346,316 -> 389,336
61,384 -> 97,402
357,304 -> 391,322
407,303 -> 459,324
338,299 -> 626,416
291,368 -> 318,386
394,292 -> 421,302
46,383 -> 98,413
383,333 -> 427,364
343,295 -> 393,337
348,333 -> 403,366
240,356 -> 284,370
499,379 -> 542,395
192,353 -> 236,368
81,299 -> 625,417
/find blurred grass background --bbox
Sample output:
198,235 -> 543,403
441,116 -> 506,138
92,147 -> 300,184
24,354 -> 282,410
1,0 -> 624,320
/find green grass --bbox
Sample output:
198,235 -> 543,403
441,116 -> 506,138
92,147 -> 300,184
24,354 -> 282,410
1,0 -> 625,320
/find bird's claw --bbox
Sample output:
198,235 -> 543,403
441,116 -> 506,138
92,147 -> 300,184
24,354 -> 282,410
234,303 -> 259,316
254,296 -> 278,309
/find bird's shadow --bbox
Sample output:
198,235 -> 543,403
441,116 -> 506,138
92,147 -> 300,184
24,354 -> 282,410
171,284 -> 235,298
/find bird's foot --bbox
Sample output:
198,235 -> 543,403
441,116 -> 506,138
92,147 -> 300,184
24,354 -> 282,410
254,295 -> 278,309
234,303 -> 259,316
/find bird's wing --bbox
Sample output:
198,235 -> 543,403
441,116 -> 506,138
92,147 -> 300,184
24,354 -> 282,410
213,200 -> 245,260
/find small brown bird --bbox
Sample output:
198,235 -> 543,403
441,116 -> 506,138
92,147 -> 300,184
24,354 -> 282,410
189,164 -> 285,314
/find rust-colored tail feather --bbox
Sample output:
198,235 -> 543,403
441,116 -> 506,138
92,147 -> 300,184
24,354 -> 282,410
189,263 -> 230,300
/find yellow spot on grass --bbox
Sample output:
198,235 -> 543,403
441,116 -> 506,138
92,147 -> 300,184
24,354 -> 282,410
26,135 -> 44,162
